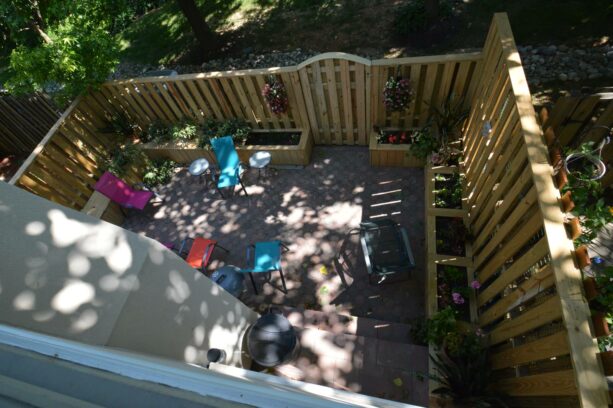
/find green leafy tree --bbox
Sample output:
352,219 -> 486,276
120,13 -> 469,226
1,0 -> 123,103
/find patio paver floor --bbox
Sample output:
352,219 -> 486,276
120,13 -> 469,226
123,146 -> 428,404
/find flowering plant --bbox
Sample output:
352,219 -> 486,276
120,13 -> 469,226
383,76 -> 412,112
376,127 -> 416,144
262,76 -> 289,114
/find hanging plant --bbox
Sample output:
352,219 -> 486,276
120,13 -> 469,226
262,76 -> 289,114
383,76 -> 413,112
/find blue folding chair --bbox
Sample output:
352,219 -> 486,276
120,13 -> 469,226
241,240 -> 289,294
210,136 -> 248,198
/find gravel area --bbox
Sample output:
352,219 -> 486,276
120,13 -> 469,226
110,40 -> 613,91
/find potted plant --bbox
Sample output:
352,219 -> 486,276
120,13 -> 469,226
575,245 -> 591,269
560,190 -> 575,212
429,95 -> 468,166
262,76 -> 289,115
369,126 -> 429,167
382,76 -> 413,112
590,267 -> 613,338
429,328 -> 507,407
564,140 -> 608,181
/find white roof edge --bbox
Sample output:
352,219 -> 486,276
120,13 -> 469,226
0,323 -> 424,408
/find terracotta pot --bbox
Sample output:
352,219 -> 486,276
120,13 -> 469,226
583,277 -> 599,301
560,191 -> 575,213
592,311 -> 610,338
544,127 -> 556,147
575,245 -> 591,269
565,217 -> 582,240
550,146 -> 562,168
599,350 -> 613,376
556,167 -> 568,189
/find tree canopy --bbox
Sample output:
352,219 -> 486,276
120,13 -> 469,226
0,1 -> 130,103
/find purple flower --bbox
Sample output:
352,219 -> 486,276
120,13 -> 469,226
452,292 -> 465,304
470,280 -> 481,289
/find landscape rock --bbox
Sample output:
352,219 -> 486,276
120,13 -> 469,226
109,40 -> 612,90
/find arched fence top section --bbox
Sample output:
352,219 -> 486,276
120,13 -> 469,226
296,52 -> 372,69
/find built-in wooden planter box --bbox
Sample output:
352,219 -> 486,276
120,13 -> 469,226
369,130 -> 424,167
140,128 -> 313,167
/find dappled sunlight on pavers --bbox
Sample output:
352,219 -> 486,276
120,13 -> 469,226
123,146 -> 427,405
124,146 -> 425,323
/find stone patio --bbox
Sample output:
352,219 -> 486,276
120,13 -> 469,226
123,146 -> 428,405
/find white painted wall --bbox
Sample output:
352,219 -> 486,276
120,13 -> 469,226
0,182 -> 258,367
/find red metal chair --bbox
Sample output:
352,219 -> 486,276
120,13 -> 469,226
178,237 -> 229,272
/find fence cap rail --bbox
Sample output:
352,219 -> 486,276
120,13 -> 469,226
104,51 -> 482,86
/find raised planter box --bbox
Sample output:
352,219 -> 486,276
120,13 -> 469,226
140,127 -> 313,167
369,130 -> 424,167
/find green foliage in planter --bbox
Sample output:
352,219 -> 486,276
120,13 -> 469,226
598,334 -> 613,352
411,306 -> 457,346
430,94 -> 468,145
434,173 -> 463,208
198,117 -> 251,149
144,119 -> 171,144
100,112 -> 139,141
430,344 -> 506,407
143,159 -> 176,188
104,143 -> 144,178
410,127 -> 440,160
144,119 -> 200,144
171,118 -> 199,143
592,266 -> 613,313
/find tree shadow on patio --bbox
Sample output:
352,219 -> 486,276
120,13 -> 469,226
123,146 -> 425,323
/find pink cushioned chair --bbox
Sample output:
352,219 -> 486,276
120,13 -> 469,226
94,171 -> 154,210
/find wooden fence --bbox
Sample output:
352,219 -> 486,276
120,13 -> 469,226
90,52 -> 481,146
8,50 -> 481,215
0,93 -> 60,155
462,13 -> 609,407
539,92 -> 613,188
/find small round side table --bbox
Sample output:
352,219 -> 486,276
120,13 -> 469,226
249,151 -> 272,179
188,158 -> 210,185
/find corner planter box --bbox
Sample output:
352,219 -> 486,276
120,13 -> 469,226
369,130 -> 424,167
140,127 -> 313,167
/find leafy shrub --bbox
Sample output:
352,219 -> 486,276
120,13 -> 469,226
145,119 -> 171,144
394,0 -> 453,36
411,127 -> 440,160
415,307 -> 457,346
104,143 -> 144,178
100,112 -> 139,140
434,173 -> 463,208
143,159 -> 176,188
171,118 -> 199,142
199,118 -> 251,148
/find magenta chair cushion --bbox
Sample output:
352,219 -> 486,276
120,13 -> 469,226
94,171 -> 153,210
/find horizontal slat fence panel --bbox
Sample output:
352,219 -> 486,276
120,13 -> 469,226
0,93 -> 60,155
539,93 -> 613,188
463,13 -> 609,407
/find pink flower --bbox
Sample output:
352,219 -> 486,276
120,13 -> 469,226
452,292 -> 465,304
475,328 -> 485,337
470,280 -> 481,289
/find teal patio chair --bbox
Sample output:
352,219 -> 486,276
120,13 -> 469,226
210,136 -> 248,198
241,240 -> 289,294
